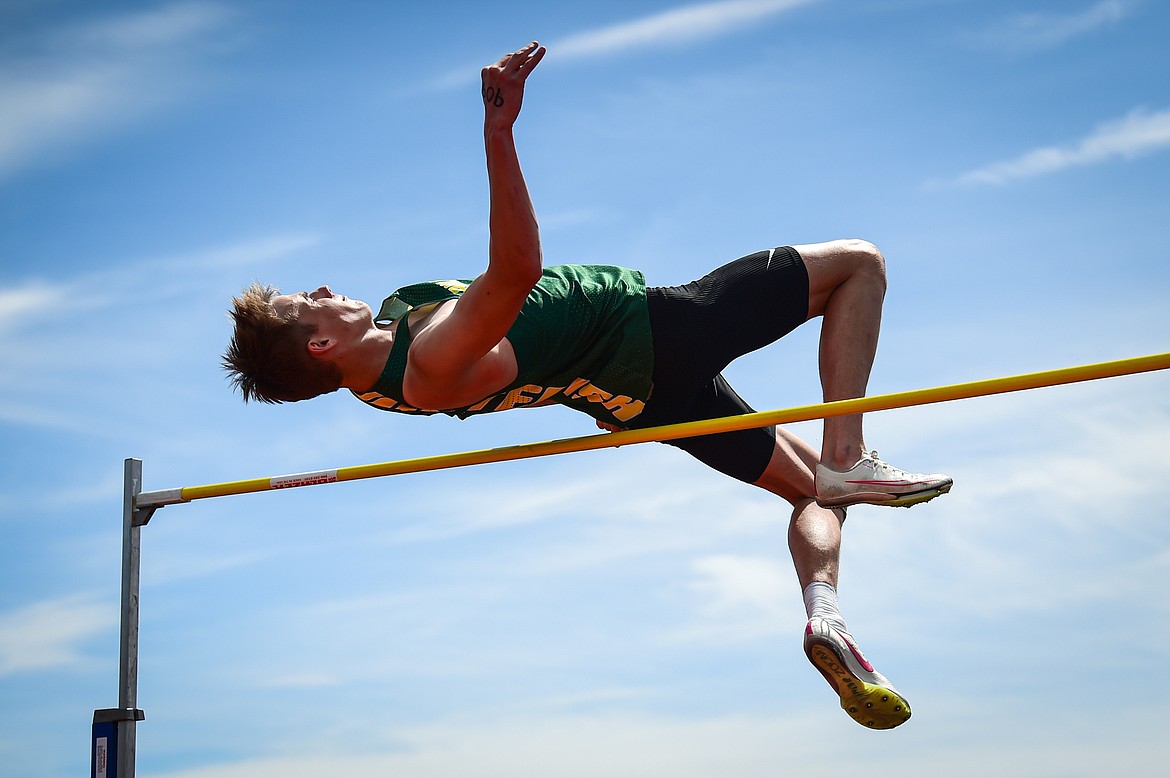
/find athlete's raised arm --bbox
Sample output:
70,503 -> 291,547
404,42 -> 547,409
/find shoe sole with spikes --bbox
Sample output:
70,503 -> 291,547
803,618 -> 911,730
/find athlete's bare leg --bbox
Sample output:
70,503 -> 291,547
792,239 -> 887,472
751,426 -> 844,589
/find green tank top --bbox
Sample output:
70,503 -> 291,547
352,265 -> 654,425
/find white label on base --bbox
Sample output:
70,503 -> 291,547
95,737 -> 108,778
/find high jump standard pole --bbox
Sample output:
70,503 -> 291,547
91,459 -> 148,778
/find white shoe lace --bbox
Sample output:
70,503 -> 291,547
866,451 -> 915,481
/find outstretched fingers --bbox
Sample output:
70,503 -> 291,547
497,41 -> 545,74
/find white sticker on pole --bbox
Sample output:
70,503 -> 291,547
95,737 -> 108,778
270,470 -> 338,489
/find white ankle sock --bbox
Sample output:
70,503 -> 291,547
803,581 -> 848,634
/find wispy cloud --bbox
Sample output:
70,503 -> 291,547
690,554 -> 786,616
0,2 -> 234,181
0,232 -> 321,434
59,1 -> 229,49
144,714 -> 808,778
427,0 -> 818,91
0,233 -> 319,338
0,281 -> 69,335
973,0 -> 1136,51
0,594 -> 114,676
135,706 -> 1170,778
156,233 -> 324,272
948,107 -> 1170,186
551,0 -> 818,60
679,554 -> 792,643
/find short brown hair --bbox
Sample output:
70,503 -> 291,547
222,282 -> 343,403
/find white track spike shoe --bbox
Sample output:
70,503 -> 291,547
804,617 -> 911,730
815,450 -> 952,508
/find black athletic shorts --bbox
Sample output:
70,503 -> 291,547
629,246 -> 809,483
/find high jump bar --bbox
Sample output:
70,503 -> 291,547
136,351 -> 1170,511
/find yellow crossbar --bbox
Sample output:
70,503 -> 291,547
135,352 -> 1170,509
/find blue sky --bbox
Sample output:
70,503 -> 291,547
2,1 -> 1168,776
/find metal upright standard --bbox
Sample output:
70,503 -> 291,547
92,352 -> 1170,775
91,459 -> 153,778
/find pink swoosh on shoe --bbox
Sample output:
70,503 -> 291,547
846,480 -> 927,486
846,641 -> 875,673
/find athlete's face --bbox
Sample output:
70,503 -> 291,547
271,285 -> 373,338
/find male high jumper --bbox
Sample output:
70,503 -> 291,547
224,42 -> 952,729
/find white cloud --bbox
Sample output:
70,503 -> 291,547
61,1 -> 228,50
0,281 -> 69,335
426,0 -> 818,90
144,546 -> 280,586
0,2 -> 234,180
136,707 -> 1170,778
0,594 -> 114,675
950,107 -> 1170,186
0,232 -> 319,334
839,377 -> 1170,628
157,232 -> 324,272
679,554 -> 793,643
975,0 -> 1135,51
551,0 -> 818,60
690,554 -> 787,616
380,446 -> 767,551
0,232 -> 322,433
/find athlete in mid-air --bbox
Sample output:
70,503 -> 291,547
224,42 -> 952,729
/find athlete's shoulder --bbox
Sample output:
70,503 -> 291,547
374,279 -> 473,324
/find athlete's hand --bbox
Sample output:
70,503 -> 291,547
596,420 -> 624,433
481,42 -> 546,131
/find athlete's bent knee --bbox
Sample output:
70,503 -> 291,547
841,238 -> 887,292
845,238 -> 885,271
